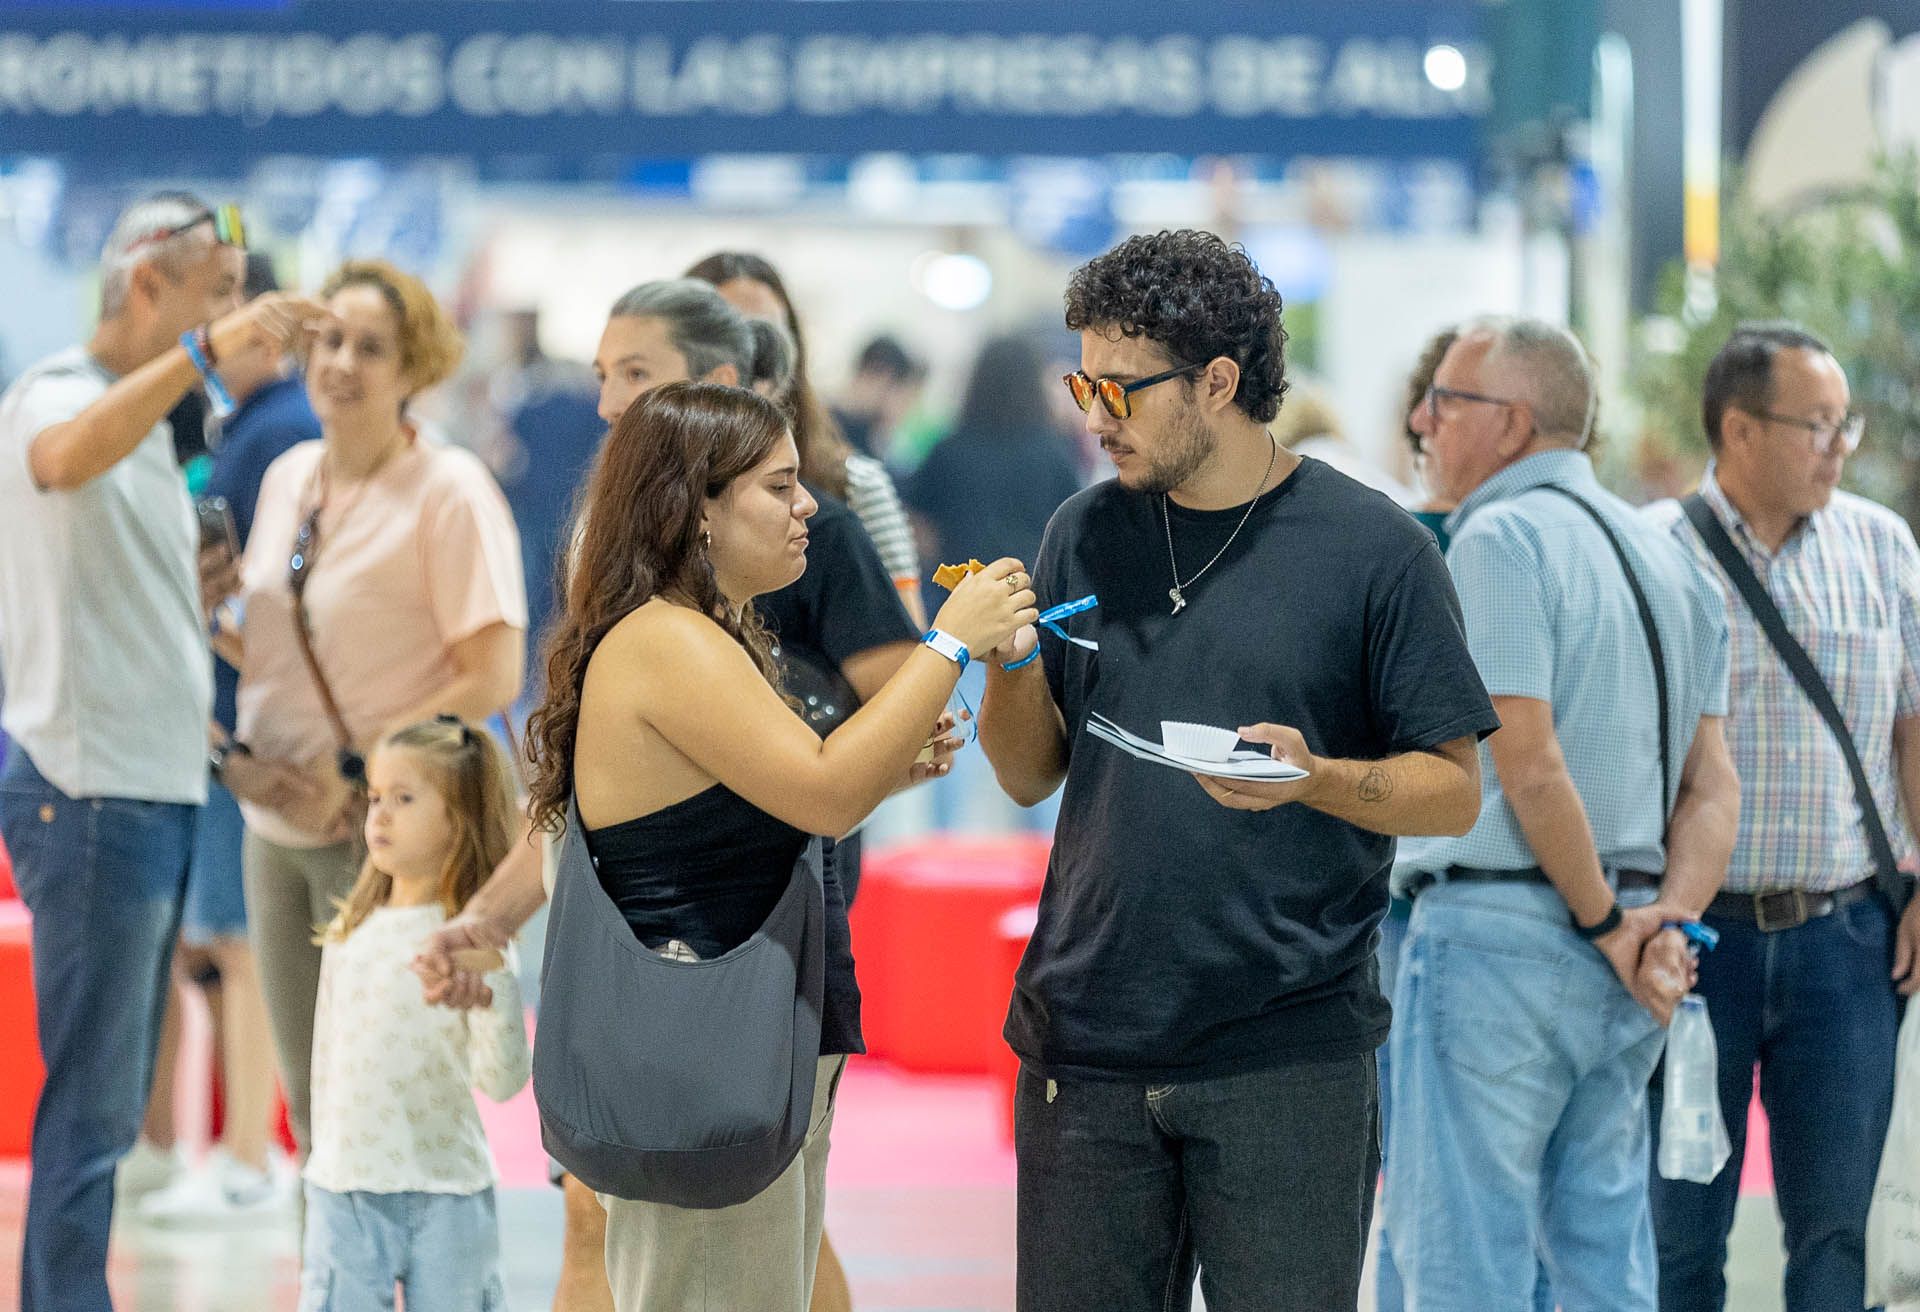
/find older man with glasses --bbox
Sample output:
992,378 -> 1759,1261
0,193 -> 319,1311
1390,316 -> 1740,1311
1644,323 -> 1920,1312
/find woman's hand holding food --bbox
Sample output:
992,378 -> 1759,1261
931,557 -> 1038,658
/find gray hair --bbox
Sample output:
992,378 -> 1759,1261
98,192 -> 216,320
1474,317 -> 1597,448
608,279 -> 795,395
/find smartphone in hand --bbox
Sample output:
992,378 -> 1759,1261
196,496 -> 239,559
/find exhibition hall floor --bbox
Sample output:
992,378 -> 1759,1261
0,1058 -> 1791,1311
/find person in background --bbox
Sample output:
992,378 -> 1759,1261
832,332 -> 926,462
1390,317 -> 1739,1309
483,309 -> 605,691
213,258 -> 526,1176
1646,324 -> 1920,1312
0,192 -> 320,1311
1272,385 -> 1417,506
686,251 -> 926,629
903,333 -> 1083,617
134,251 -> 324,1225
903,332 -> 1083,833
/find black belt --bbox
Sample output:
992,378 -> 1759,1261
1416,865 -> 1662,894
1706,878 -> 1876,932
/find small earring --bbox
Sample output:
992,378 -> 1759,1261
702,529 -> 712,548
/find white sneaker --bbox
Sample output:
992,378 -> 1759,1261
115,1139 -> 183,1199
135,1150 -> 287,1227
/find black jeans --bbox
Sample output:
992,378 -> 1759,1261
1014,1052 -> 1380,1312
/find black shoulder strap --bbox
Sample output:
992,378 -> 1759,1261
1535,485 -> 1673,819
1682,493 -> 1908,910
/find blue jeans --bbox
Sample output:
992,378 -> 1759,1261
1386,881 -> 1665,1311
182,777 -> 247,944
1649,891 -> 1897,1312
300,1185 -> 506,1311
0,749 -> 192,1312
1375,899 -> 1555,1312
1014,1054 -> 1380,1311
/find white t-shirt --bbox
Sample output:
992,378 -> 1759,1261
305,904 -> 530,1195
0,347 -> 212,803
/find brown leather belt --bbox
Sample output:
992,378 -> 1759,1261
1707,878 -> 1877,933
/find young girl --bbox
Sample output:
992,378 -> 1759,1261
300,716 -> 531,1311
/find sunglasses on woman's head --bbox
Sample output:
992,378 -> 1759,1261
1062,362 -> 1206,420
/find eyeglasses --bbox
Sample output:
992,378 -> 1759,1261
1751,409 -> 1866,455
1423,383 -> 1519,423
1063,362 -> 1206,420
288,506 -> 320,599
127,203 -> 248,255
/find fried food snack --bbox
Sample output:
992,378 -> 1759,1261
932,558 -> 988,591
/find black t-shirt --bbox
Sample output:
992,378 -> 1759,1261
757,488 -> 920,722
1007,457 -> 1498,1081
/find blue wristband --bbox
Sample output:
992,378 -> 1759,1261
1002,649 -> 1040,671
180,328 -> 237,418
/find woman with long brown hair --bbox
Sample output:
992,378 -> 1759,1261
526,381 -> 1034,1311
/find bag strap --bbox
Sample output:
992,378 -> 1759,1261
291,601 -> 356,753
1681,493 -> 1909,911
1535,485 -> 1673,818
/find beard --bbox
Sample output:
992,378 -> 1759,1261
1132,405 -> 1216,496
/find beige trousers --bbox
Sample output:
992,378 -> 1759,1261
600,1055 -> 847,1312
240,831 -> 359,1159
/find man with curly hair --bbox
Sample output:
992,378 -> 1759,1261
976,230 -> 1500,1310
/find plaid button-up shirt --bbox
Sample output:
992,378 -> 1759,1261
1645,469 -> 1920,892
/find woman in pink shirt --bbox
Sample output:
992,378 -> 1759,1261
217,259 -> 526,1160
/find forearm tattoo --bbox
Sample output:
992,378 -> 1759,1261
1357,766 -> 1394,804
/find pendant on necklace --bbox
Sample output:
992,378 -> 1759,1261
1169,586 -> 1186,615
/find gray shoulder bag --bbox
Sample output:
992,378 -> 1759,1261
532,800 -> 825,1207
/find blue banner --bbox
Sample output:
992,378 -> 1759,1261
0,1 -> 1488,162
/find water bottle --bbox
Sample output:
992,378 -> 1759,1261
1658,994 -> 1732,1183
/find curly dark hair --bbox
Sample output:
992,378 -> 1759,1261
1063,230 -> 1289,424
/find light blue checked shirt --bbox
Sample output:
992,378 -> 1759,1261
1398,451 -> 1730,889
1645,468 -> 1920,892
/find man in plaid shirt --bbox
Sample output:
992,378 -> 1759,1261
1645,323 -> 1920,1312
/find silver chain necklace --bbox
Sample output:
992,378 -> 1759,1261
1161,434 -> 1278,615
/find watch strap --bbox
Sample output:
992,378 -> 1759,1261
1574,900 -> 1623,941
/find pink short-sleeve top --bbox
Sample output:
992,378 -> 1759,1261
236,436 -> 527,848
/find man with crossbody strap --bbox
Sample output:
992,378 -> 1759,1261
1391,318 -> 1741,1310
1645,323 -> 1920,1312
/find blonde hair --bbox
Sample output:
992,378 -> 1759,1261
319,259 -> 465,394
321,717 -> 517,944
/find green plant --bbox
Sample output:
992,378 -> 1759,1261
1632,153 -> 1920,523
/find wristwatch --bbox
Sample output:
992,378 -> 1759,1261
208,738 -> 251,783
1574,899 -> 1623,941
921,629 -> 970,673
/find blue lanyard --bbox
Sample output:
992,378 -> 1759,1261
1002,594 -> 1098,671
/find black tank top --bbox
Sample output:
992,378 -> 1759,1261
585,783 -> 863,1056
